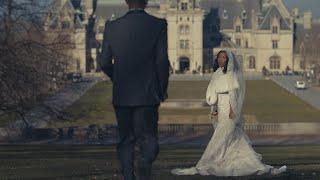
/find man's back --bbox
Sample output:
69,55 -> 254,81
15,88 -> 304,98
99,9 -> 170,106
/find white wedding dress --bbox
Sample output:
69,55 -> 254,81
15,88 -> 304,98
171,49 -> 287,176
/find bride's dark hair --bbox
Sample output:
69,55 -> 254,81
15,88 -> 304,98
213,50 -> 229,74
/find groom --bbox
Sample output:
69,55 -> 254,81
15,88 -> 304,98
98,0 -> 170,179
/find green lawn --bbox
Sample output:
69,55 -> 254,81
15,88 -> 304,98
0,145 -> 319,179
243,80 -> 320,123
47,80 -> 320,127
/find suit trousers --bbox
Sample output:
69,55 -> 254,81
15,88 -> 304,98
113,104 -> 160,180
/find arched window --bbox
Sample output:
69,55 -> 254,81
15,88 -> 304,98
248,56 -> 256,69
269,56 -> 281,69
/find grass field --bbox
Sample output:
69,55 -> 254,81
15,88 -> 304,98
47,80 -> 320,127
0,145 -> 319,179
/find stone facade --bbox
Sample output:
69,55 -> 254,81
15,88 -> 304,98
157,0 -> 204,73
95,0 -> 204,74
210,0 -> 294,73
45,0 -> 319,75
43,0 -> 92,74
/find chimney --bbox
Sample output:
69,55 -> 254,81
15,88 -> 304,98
251,9 -> 257,30
303,11 -> 312,30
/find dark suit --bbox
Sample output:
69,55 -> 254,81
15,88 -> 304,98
98,8 -> 170,180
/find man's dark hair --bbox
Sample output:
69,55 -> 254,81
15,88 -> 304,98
125,0 -> 148,5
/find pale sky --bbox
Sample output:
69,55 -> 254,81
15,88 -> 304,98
284,0 -> 320,18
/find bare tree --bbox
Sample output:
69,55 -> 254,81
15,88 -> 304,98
0,0 -> 76,130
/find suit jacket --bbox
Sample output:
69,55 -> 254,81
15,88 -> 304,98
99,9 -> 170,106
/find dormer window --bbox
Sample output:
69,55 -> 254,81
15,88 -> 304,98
236,25 -> 241,32
223,9 -> 228,19
241,10 -> 247,19
110,13 -> 116,21
272,26 -> 278,34
98,26 -> 104,33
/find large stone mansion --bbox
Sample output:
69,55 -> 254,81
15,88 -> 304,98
46,0 -> 320,74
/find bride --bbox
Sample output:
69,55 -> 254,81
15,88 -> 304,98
171,49 -> 287,176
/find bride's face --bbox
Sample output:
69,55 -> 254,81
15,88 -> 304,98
217,52 -> 227,67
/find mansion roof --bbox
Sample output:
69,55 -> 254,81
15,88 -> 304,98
200,0 -> 261,29
95,0 -> 292,31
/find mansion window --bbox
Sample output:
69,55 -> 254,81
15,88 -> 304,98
245,40 -> 249,48
236,38 -> 241,47
179,25 -> 184,34
248,56 -> 256,69
272,40 -> 278,49
77,59 -> 80,71
270,56 -> 281,69
61,21 -> 71,29
272,26 -> 278,34
236,25 -> 241,32
180,40 -> 189,49
185,25 -> 190,34
236,55 -> 243,63
179,25 -> 190,34
181,2 -> 188,10
300,60 -> 305,69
